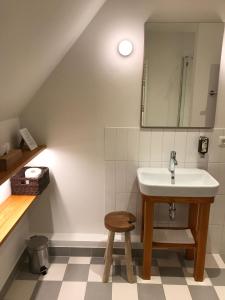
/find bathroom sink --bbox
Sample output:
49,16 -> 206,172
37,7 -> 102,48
137,168 -> 219,198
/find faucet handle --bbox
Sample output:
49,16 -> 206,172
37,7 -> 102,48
170,151 -> 178,165
170,151 -> 176,158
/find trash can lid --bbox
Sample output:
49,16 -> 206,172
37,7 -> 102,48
28,235 -> 48,251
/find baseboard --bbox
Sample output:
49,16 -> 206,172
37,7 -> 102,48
27,233 -> 142,248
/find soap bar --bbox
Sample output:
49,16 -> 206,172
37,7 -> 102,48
0,149 -> 23,171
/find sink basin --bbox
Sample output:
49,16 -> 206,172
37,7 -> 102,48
137,168 -> 219,197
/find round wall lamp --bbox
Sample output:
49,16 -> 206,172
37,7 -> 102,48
118,40 -> 134,57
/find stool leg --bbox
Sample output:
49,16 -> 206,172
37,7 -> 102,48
104,232 -> 113,264
103,231 -> 115,283
104,232 -> 109,262
125,232 -> 135,283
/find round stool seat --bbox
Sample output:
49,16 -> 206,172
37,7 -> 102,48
104,211 -> 136,233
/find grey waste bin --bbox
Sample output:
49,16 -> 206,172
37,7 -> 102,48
27,235 -> 49,275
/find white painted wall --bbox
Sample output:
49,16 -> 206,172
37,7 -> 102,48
0,118 -> 20,148
0,118 -> 29,290
0,0 -> 106,121
19,0 -> 225,254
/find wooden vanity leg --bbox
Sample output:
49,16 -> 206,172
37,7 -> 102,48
194,203 -> 210,281
141,198 -> 144,243
142,199 -> 154,279
185,204 -> 198,260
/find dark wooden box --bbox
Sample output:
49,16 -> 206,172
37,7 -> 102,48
0,149 -> 23,171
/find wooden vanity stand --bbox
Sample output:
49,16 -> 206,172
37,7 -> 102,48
141,194 -> 214,281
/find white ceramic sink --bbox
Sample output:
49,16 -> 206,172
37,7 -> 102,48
137,168 -> 219,197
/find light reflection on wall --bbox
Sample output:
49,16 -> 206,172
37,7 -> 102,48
25,149 -> 56,168
0,180 -> 11,205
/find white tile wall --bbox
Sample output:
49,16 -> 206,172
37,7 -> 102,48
104,127 -> 225,254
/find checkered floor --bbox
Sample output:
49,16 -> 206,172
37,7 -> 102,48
3,251 -> 225,300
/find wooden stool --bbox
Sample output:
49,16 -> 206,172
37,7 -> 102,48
103,211 -> 136,283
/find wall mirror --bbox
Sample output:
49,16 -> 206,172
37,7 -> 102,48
141,22 -> 224,128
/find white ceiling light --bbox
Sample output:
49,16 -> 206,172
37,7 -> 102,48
118,40 -> 133,57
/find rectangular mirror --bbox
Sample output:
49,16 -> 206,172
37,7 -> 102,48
141,22 -> 224,128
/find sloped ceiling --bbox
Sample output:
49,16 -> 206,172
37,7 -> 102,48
0,0 -> 106,121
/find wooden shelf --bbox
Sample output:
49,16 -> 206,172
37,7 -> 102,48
0,145 -> 46,186
0,195 -> 36,245
153,228 -> 195,249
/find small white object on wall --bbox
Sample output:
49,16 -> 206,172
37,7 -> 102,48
19,128 -> 38,151
0,143 -> 10,157
118,40 -> 133,57
219,136 -> 225,146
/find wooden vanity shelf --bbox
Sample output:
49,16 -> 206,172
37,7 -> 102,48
0,145 -> 46,245
153,228 -> 195,249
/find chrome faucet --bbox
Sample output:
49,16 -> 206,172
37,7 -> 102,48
169,151 -> 178,183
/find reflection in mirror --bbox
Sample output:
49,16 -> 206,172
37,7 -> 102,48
141,22 -> 224,128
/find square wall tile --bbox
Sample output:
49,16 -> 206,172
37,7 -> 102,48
139,130 -> 151,162
207,225 -> 223,253
209,195 -> 225,225
105,128 -> 116,161
162,130 -> 175,162
208,163 -> 225,195
174,130 -> 188,162
105,190 -> 116,213
105,162 -> 116,213
115,193 -> 137,216
209,129 -> 225,163
127,128 -> 139,161
150,130 -> 163,162
115,161 -> 127,193
126,162 -> 139,193
105,162 -> 115,193
185,130 -> 200,163
115,129 -> 128,160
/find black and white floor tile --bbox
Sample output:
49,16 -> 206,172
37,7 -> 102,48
3,251 -> 225,300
